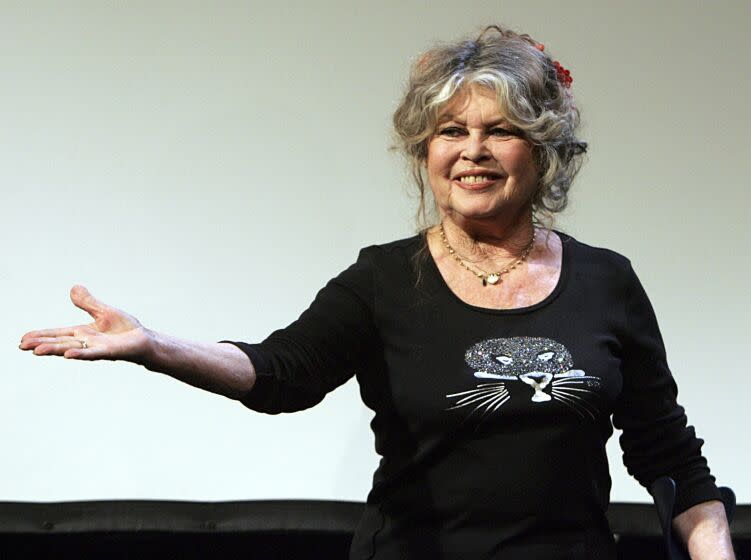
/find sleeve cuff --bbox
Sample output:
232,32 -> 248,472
218,340 -> 271,375
673,479 -> 722,518
217,340 -> 325,414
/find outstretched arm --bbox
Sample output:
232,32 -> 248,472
141,331 -> 255,399
19,285 -> 255,400
673,500 -> 735,560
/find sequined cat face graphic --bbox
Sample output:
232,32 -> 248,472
446,337 -> 602,420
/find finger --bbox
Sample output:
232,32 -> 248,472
70,285 -> 107,318
32,337 -> 92,356
64,346 -> 110,360
20,327 -> 80,343
21,336 -> 84,351
32,342 -> 71,356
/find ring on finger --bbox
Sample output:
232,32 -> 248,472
78,339 -> 88,349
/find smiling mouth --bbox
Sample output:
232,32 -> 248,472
454,174 -> 503,189
458,174 -> 499,184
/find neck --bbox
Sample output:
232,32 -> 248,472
439,208 -> 536,261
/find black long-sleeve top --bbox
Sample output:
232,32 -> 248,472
221,232 -> 720,560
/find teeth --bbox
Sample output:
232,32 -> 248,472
459,175 -> 496,184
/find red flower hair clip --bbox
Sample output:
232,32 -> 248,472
534,43 -> 573,89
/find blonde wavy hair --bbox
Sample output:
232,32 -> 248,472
393,25 -> 587,230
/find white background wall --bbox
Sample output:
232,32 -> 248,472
2,0 -> 748,503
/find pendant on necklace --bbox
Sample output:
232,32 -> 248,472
486,273 -> 500,285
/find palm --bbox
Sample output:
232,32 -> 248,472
90,305 -> 140,336
19,285 -> 150,362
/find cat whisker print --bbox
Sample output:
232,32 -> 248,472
445,383 -> 511,420
446,337 -> 604,422
551,374 -> 601,387
448,381 -> 507,394
549,390 -> 592,419
551,371 -> 602,416
445,389 -> 504,410
550,387 -> 600,420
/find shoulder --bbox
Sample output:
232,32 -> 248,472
356,234 -> 424,267
557,231 -> 639,295
347,234 -> 427,293
558,231 -> 633,274
335,234 -> 423,284
362,234 -> 423,255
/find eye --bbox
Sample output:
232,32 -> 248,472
495,356 -> 513,365
489,127 -> 512,136
537,352 -> 554,362
437,126 -> 466,138
489,127 -> 520,138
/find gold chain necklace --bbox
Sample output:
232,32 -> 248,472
439,222 -> 536,286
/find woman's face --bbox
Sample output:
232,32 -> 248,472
426,85 -> 539,226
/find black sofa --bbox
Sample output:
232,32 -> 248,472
1,500 -> 748,559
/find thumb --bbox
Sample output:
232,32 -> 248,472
70,284 -> 107,318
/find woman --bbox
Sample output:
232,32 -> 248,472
19,26 -> 734,559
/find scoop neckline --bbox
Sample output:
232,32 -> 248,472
424,230 -> 571,315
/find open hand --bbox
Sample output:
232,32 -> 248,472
19,285 -> 152,363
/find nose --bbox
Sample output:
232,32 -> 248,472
521,373 -> 550,385
460,132 -> 492,162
